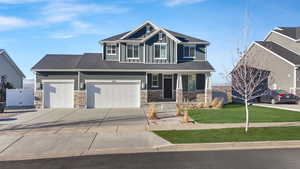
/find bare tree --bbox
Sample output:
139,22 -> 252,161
230,49 -> 272,132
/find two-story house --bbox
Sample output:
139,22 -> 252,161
32,21 -> 215,109
243,26 -> 300,96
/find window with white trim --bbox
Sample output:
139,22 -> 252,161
106,44 -> 117,55
184,46 -> 196,58
127,44 -> 139,59
159,32 -> 163,41
154,43 -> 167,59
146,25 -> 151,34
152,74 -> 159,87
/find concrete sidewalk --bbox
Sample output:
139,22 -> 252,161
149,121 -> 300,131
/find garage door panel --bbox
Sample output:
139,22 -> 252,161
87,81 -> 140,108
44,82 -> 74,108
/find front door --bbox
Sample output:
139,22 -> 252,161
164,75 -> 172,99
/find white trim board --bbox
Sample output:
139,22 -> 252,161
253,42 -> 296,66
33,69 -> 214,72
85,80 -> 141,83
120,21 -> 161,40
264,30 -> 300,43
42,79 -> 75,83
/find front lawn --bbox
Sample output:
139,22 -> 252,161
189,104 -> 300,123
153,126 -> 300,143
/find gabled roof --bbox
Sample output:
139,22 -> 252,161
255,41 -> 300,65
101,21 -> 209,44
32,53 -> 215,72
0,49 -> 25,78
274,27 -> 300,41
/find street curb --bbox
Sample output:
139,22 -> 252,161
1,140 -> 300,161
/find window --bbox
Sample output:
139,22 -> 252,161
106,44 -> 116,55
183,75 -> 196,92
159,32 -> 163,41
154,43 -> 167,59
127,44 -> 139,59
184,46 -> 196,58
146,25 -> 151,34
152,74 -> 159,87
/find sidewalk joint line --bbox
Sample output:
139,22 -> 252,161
0,135 -> 24,154
88,133 -> 98,151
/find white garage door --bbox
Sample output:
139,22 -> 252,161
86,81 -> 140,108
43,81 -> 74,108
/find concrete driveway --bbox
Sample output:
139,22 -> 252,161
0,108 -> 148,132
0,108 -> 172,161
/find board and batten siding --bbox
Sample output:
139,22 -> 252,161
266,32 -> 300,54
145,32 -> 177,64
120,43 -> 144,63
177,44 -> 206,61
247,44 -> 295,92
103,43 -> 119,61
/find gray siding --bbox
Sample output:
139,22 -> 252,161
266,32 -> 300,54
0,53 -> 23,88
120,43 -> 144,63
247,44 -> 295,92
178,44 -> 206,61
81,72 -> 146,90
103,43 -> 119,61
145,32 -> 177,64
126,23 -> 155,39
36,72 -> 78,90
296,69 -> 300,88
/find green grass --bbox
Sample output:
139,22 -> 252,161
189,104 -> 300,123
153,126 -> 300,144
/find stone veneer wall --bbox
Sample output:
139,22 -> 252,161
182,90 -> 207,103
35,90 -> 43,109
140,90 -> 148,104
147,90 -> 163,102
212,85 -> 232,104
74,91 -> 86,109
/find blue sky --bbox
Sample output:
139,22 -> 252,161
0,0 -> 299,84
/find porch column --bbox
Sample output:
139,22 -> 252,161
176,73 -> 183,104
205,73 -> 212,103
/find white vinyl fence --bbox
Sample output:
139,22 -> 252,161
6,89 -> 34,107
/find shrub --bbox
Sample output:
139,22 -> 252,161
197,102 -> 204,109
176,104 -> 183,116
216,98 -> 224,109
148,104 -> 158,120
210,98 -> 220,108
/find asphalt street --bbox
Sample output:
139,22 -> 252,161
1,148 -> 300,169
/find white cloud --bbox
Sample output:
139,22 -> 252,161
165,0 -> 206,6
50,21 -> 102,39
0,0 -> 43,4
0,16 -> 29,31
42,2 -> 129,23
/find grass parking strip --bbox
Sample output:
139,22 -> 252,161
153,126 -> 300,144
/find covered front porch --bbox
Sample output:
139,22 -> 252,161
145,72 -> 212,103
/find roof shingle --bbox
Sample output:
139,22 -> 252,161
256,41 -> 300,65
32,53 -> 215,71
274,27 -> 300,40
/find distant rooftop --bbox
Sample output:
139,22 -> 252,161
274,26 -> 300,40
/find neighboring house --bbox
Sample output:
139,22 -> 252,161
32,21 -> 215,109
244,26 -> 300,95
0,49 -> 25,89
